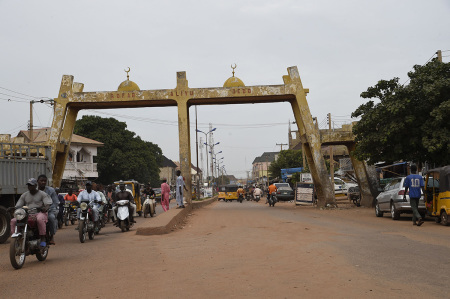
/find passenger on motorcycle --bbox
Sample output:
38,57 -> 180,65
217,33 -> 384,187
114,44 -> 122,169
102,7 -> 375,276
77,181 -> 102,231
37,174 -> 59,245
266,183 -> 277,204
114,182 -> 136,223
10,178 -> 52,247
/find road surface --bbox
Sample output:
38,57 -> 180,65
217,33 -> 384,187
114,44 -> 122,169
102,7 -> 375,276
1,199 -> 449,298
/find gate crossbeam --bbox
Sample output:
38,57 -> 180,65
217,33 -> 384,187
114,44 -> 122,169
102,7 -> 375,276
48,66 -> 335,207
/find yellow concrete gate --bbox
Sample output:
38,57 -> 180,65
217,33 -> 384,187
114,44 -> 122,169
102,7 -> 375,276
46,66 -> 369,208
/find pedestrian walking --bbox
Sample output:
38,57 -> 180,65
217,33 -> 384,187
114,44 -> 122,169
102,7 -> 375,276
160,178 -> 170,212
176,170 -> 188,209
403,164 -> 425,226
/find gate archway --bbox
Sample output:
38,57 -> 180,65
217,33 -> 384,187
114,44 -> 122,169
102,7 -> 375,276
48,66 -> 336,207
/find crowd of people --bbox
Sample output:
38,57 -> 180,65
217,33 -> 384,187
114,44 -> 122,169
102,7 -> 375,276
10,170 -> 190,249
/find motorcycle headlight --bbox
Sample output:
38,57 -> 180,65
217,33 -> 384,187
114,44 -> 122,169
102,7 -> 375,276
80,202 -> 88,210
14,208 -> 26,221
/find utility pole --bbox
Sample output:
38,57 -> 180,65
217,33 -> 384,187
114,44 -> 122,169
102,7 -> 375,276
437,50 -> 443,62
195,106 -> 200,200
29,100 -> 34,143
276,143 -> 288,151
328,113 -> 335,197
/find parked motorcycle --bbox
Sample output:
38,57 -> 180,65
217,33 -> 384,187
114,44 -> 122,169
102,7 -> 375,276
268,192 -> 277,207
9,207 -> 50,269
78,200 -> 96,243
143,195 -> 156,218
63,201 -> 78,226
116,199 -> 133,232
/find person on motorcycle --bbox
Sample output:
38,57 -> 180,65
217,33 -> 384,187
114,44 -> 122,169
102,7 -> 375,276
253,186 -> 263,197
10,178 -> 52,247
55,188 -> 65,228
267,183 -> 278,204
114,181 -> 136,223
142,185 -> 156,205
37,174 -> 59,245
237,186 -> 245,198
77,181 -> 102,232
64,188 -> 78,202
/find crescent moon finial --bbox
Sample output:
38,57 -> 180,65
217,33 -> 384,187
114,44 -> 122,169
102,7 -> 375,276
124,67 -> 131,80
231,64 -> 237,77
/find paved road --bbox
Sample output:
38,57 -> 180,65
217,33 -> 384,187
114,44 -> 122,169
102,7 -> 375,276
1,199 -> 449,298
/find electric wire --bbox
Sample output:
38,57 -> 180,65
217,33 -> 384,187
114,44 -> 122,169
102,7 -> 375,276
0,96 -> 29,103
0,86 -> 44,99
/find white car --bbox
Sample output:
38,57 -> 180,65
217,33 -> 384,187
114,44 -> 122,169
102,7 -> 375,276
333,177 -> 357,195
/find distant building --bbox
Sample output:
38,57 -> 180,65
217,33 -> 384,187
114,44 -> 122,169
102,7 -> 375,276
159,155 -> 178,187
15,128 -> 103,180
252,152 -> 279,185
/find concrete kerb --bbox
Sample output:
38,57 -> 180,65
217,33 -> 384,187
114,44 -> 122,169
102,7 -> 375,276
136,196 -> 217,235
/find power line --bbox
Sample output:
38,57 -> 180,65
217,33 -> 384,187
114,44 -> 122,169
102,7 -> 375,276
0,96 -> 29,103
0,86 -> 47,100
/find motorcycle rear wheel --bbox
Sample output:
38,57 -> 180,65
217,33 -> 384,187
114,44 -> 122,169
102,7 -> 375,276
36,246 -> 49,261
65,215 -> 69,226
120,222 -> 126,232
79,220 -> 86,243
10,237 -> 26,269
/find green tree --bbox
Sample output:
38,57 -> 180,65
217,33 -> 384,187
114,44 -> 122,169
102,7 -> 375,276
352,59 -> 450,165
74,115 -> 163,185
269,149 -> 303,179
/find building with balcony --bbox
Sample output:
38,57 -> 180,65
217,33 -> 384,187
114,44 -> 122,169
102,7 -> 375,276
15,128 -> 103,180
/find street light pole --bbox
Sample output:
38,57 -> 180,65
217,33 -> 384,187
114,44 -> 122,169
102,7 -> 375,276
196,128 -> 216,188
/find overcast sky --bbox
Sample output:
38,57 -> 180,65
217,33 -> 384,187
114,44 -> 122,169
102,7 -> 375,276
1,0 -> 449,179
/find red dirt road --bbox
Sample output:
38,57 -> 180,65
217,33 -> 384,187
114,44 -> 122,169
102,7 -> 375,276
1,200 -> 449,298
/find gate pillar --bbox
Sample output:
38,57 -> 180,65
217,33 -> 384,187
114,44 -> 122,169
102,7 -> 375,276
175,72 -> 192,205
286,67 -> 335,207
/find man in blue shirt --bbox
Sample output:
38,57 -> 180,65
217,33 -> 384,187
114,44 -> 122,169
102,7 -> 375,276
403,164 -> 425,226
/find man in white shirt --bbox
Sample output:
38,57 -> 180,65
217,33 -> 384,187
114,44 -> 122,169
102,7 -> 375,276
176,170 -> 188,209
77,181 -> 101,231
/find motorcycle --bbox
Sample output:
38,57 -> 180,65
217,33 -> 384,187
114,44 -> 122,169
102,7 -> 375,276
246,193 -> 251,201
143,195 -> 156,218
254,194 -> 261,202
238,194 -> 244,203
116,199 -> 133,232
63,201 -> 78,226
78,200 -> 97,243
98,202 -> 108,229
268,192 -> 277,207
9,207 -> 51,269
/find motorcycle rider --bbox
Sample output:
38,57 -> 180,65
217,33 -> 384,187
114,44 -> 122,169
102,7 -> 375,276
142,184 -> 156,205
76,181 -> 102,232
237,186 -> 245,199
114,181 -> 136,223
253,186 -> 263,199
10,178 -> 52,247
64,188 -> 78,202
55,188 -> 65,228
37,174 -> 59,245
267,183 -> 278,204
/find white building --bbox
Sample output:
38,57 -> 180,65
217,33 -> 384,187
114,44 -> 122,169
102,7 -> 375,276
15,128 -> 103,180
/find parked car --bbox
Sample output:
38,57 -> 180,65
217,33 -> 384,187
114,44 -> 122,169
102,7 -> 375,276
374,177 -> 426,220
274,183 -> 295,201
333,177 -> 357,195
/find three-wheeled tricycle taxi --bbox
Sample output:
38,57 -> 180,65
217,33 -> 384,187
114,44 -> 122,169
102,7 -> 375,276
218,184 -> 239,202
424,166 -> 450,225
